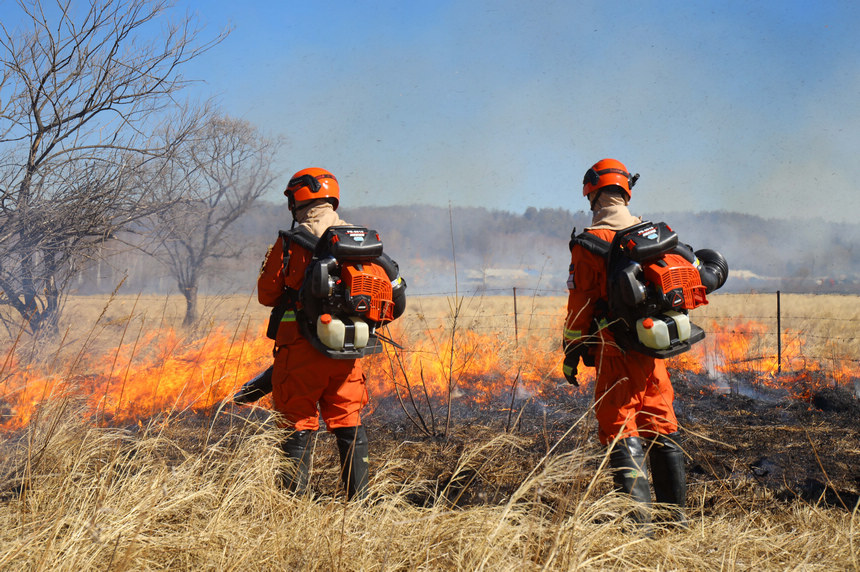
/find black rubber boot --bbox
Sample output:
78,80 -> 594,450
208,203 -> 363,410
279,429 -> 313,495
648,432 -> 688,528
333,425 -> 369,501
233,365 -> 273,404
608,436 -> 652,529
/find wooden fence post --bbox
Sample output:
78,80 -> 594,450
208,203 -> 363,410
513,287 -> 518,347
777,290 -> 782,374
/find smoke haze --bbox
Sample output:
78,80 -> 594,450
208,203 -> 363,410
79,205 -> 860,298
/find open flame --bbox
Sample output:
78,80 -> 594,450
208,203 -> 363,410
694,321 -> 858,400
1,313 -> 857,432
0,325 -> 273,431
363,320 -> 591,407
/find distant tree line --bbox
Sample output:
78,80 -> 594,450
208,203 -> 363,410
75,203 -> 860,304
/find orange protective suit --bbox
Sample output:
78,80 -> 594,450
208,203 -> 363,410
258,236 -> 367,431
565,227 -> 678,445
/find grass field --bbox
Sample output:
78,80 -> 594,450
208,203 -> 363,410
2,410 -> 857,571
24,290 -> 858,371
0,292 -> 858,570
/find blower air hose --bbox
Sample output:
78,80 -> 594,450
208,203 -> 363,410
233,365 -> 273,404
695,248 -> 729,293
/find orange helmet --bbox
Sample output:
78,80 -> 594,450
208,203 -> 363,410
284,167 -> 339,211
582,158 -> 639,199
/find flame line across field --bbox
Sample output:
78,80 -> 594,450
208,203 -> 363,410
0,312 -> 857,431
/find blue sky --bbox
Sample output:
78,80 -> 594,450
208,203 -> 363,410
5,1 -> 860,222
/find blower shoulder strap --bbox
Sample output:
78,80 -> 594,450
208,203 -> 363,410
266,228 -> 320,341
276,226 -> 319,273
275,227 -> 319,301
279,227 -> 318,255
569,228 -> 611,259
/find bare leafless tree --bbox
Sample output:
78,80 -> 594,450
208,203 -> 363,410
0,0 -> 225,336
141,114 -> 280,326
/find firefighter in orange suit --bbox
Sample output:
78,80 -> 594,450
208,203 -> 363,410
563,158 -> 686,526
257,167 -> 369,500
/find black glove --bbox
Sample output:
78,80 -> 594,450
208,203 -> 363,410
562,344 -> 587,386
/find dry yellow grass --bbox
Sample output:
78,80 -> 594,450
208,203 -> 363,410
19,291 -> 856,359
0,293 -> 858,570
0,401 -> 857,571
696,292 -> 860,358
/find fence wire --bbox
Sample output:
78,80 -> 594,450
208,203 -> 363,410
403,288 -> 860,369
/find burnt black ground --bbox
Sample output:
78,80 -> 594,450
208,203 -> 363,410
359,370 -> 860,511
676,377 -> 860,510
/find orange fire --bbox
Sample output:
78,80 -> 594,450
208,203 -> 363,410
0,315 -> 856,432
363,322 -> 587,406
688,321 -> 858,400
0,325 -> 273,431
